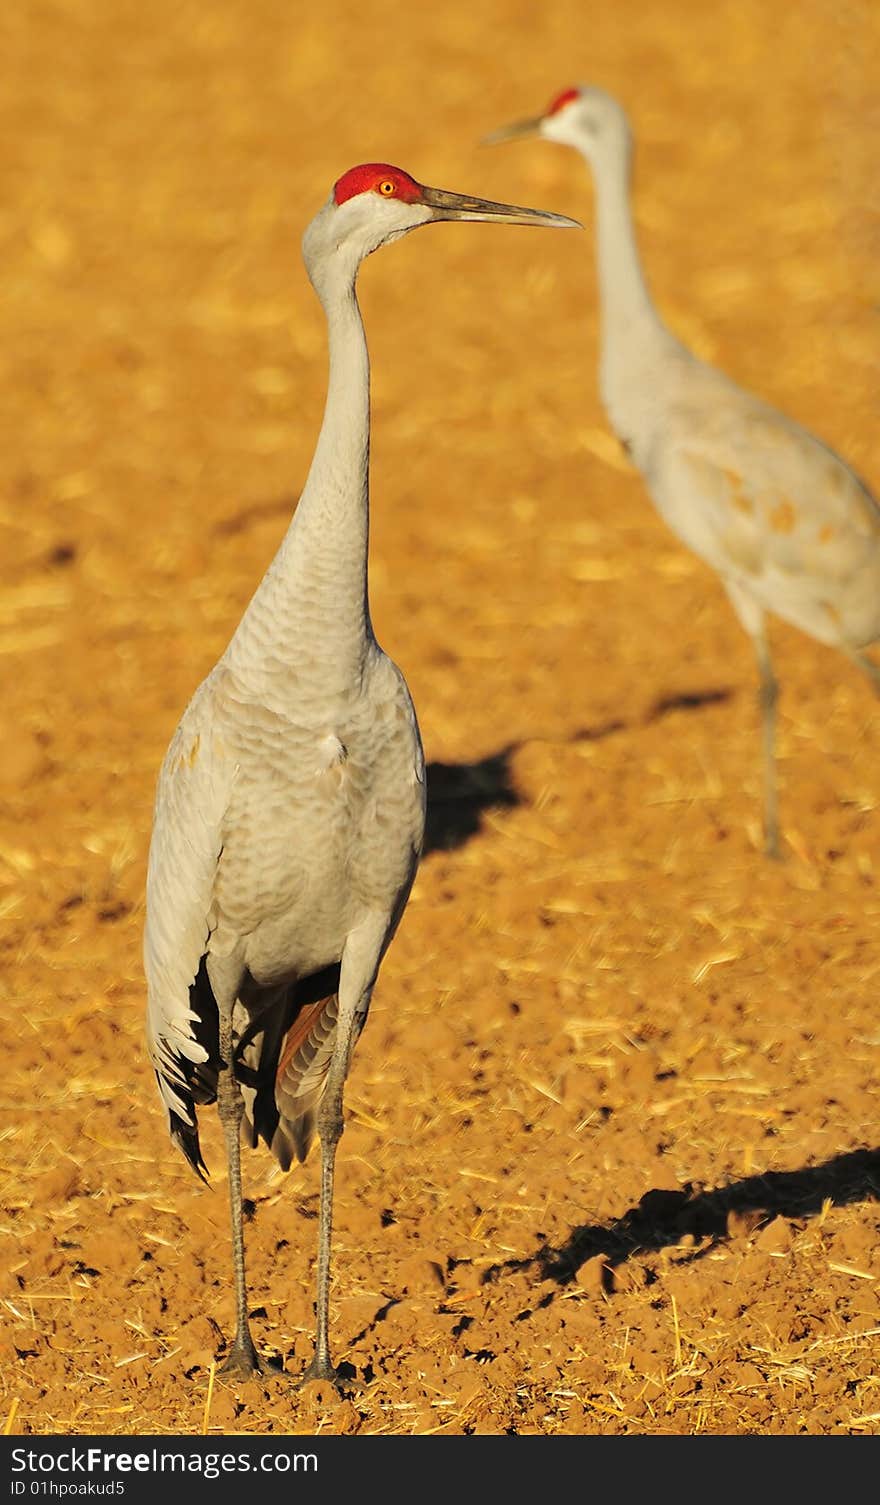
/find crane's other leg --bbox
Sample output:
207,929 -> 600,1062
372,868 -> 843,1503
724,584 -> 780,859
303,915 -> 388,1388
209,955 -> 267,1379
846,647 -> 880,696
754,629 -> 780,859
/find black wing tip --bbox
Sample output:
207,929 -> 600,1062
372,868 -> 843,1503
169,1110 -> 210,1183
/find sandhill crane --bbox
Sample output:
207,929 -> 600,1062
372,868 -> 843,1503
488,87 -> 880,857
144,163 -> 579,1386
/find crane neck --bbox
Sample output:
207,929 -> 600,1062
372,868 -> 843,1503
588,142 -> 668,406
225,253 -> 374,705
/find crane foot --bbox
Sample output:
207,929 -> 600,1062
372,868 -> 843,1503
218,1337 -> 272,1382
300,1354 -> 343,1392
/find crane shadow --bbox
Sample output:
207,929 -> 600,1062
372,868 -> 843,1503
213,495 -> 294,537
478,1146 -> 880,1297
645,687 -> 732,721
423,717 -> 625,857
423,688 -> 732,858
424,748 -> 520,856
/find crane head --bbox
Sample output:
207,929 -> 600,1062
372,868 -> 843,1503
333,163 -> 427,209
303,162 -> 580,285
484,86 -> 632,165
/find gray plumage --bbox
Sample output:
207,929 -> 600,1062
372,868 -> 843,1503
145,656 -> 423,1172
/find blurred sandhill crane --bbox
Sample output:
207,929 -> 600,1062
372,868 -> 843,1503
488,86 -> 880,857
144,164 -> 578,1385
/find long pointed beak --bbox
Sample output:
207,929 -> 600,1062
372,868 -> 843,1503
482,116 -> 546,147
420,183 -> 579,230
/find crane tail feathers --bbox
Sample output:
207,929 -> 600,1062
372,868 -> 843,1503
272,994 -> 339,1164
239,963 -> 357,1171
158,959 -> 366,1176
264,1116 -> 313,1171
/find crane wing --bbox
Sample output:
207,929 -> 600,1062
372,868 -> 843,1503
144,681 -> 238,1170
656,389 -> 880,600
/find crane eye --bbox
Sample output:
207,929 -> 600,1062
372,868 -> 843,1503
378,180 -> 396,196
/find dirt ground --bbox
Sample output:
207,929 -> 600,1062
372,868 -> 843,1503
2,0 -> 879,1438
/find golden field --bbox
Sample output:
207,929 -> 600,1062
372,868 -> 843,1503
1,0 -> 878,1435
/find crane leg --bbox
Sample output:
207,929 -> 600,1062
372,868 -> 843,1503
303,1085 -> 348,1386
755,631 -> 780,859
214,985 -> 267,1380
302,918 -> 385,1389
849,648 -> 880,696
724,585 -> 781,858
